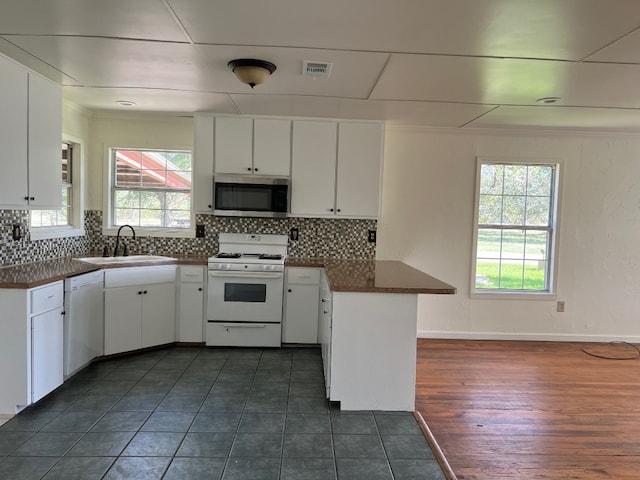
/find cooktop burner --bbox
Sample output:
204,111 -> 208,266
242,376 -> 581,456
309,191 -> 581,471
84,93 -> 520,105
216,252 -> 241,259
259,254 -> 283,260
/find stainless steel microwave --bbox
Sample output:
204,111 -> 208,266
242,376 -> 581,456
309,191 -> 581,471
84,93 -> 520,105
213,175 -> 290,218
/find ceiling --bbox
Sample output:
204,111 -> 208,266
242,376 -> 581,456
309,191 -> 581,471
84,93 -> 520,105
3,0 -> 640,132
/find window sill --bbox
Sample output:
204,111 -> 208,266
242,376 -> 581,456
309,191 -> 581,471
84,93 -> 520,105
470,291 -> 558,301
30,226 -> 86,241
102,227 -> 195,238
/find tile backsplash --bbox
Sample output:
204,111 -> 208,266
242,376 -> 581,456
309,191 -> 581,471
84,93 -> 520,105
1,209 -> 376,267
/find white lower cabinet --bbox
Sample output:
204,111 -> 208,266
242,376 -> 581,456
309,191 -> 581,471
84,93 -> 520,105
283,268 -> 320,344
177,266 -> 205,343
32,307 -> 64,402
104,265 -> 176,355
0,281 -> 64,414
318,270 -> 332,398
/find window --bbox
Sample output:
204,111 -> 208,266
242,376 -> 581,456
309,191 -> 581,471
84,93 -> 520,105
30,142 -> 73,228
111,149 -> 192,229
472,158 -> 559,294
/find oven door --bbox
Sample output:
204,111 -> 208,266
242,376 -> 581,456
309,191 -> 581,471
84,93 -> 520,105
207,270 -> 284,323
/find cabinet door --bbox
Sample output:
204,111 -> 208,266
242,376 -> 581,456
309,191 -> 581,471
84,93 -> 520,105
0,56 -> 28,207
31,307 -> 63,403
193,114 -> 215,213
336,122 -> 382,218
283,284 -> 320,343
291,121 -> 337,216
253,119 -> 291,176
178,283 -> 204,342
28,73 -> 62,208
215,117 -> 253,174
104,287 -> 142,355
141,283 -> 176,348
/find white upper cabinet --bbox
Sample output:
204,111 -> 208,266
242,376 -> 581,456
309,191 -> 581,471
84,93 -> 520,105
215,117 -> 253,175
193,114 -> 215,213
214,117 -> 291,176
291,120 -> 383,218
0,56 -> 29,208
253,119 -> 291,176
336,122 -> 383,218
28,73 -> 63,208
0,55 -> 61,209
291,121 -> 338,216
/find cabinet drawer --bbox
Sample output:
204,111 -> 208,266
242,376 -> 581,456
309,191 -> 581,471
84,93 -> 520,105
105,265 -> 176,288
287,268 -> 320,285
206,322 -> 281,347
179,266 -> 204,283
30,281 -> 63,315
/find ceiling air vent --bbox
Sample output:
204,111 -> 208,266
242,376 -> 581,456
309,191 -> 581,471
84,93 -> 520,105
303,61 -> 332,78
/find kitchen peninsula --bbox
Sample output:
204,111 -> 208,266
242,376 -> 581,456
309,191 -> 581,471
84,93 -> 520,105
0,255 -> 455,414
287,258 -> 456,411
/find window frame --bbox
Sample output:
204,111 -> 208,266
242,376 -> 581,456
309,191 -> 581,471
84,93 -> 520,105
470,156 -> 562,300
103,146 -> 195,238
30,137 -> 85,240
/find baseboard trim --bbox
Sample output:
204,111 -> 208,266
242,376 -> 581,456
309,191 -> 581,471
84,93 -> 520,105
417,330 -> 640,343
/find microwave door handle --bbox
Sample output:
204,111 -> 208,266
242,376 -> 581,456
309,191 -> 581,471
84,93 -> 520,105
209,271 -> 283,279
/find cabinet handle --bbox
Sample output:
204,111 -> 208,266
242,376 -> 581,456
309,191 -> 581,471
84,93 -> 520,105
321,299 -> 325,303
198,287 -> 203,291
30,197 -> 35,201
336,209 -> 341,212
138,291 -> 143,295
247,167 -> 252,171
24,196 -> 29,201
288,289 -> 292,293
61,311 -> 66,315
254,168 -> 259,172
208,204 -> 212,209
329,208 -> 334,212
143,290 -> 148,294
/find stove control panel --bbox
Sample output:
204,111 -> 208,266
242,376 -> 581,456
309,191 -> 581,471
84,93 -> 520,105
208,263 -> 284,272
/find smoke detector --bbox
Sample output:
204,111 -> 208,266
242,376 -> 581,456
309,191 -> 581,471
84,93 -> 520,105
303,61 -> 332,78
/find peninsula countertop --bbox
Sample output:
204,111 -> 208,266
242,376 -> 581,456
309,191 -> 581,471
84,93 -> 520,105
286,258 -> 456,294
0,255 -> 456,294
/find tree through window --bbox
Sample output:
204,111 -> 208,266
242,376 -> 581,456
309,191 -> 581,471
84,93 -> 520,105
473,160 -> 559,292
112,149 -> 192,228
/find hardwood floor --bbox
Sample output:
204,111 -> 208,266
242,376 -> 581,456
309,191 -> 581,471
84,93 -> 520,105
415,339 -> 640,480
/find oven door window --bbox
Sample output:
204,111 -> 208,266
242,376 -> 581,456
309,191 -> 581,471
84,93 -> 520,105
224,283 -> 267,303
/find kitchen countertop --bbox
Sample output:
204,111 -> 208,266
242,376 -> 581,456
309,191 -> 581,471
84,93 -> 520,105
0,255 -> 455,294
0,255 -> 210,289
286,258 -> 456,294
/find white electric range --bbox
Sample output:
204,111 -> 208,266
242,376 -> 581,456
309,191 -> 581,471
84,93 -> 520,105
206,233 -> 288,347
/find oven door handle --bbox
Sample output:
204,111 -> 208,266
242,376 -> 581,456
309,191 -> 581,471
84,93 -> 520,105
221,323 -> 267,328
208,271 -> 283,279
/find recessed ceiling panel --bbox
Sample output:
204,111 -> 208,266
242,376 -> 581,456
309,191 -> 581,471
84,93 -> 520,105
230,94 -> 496,127
371,54 -> 640,108
63,86 -> 238,114
0,0 -> 189,41
167,0 -> 640,60
467,105 -> 640,132
195,45 -> 388,98
4,36 -> 204,90
584,29 -> 640,64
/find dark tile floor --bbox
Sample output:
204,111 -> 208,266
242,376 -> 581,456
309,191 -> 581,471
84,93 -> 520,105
0,346 -> 446,479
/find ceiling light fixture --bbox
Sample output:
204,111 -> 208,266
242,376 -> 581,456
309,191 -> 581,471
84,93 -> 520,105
228,58 -> 277,89
115,100 -> 136,107
536,97 -> 561,105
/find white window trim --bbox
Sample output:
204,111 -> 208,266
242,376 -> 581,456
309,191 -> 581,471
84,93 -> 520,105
30,136 -> 85,241
470,156 -> 562,300
102,146 -> 195,238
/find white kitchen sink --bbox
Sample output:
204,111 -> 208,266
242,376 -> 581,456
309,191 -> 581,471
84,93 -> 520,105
76,255 -> 176,265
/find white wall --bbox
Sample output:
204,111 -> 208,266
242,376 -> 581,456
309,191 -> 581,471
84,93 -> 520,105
88,114 -> 193,210
378,126 -> 640,342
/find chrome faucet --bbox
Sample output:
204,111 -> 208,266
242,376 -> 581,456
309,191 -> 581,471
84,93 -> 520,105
114,224 -> 136,256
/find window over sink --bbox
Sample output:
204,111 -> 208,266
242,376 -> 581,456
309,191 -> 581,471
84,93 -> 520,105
108,148 -> 193,234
